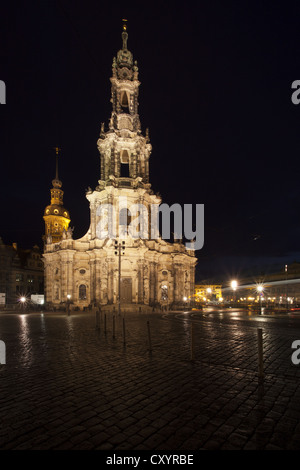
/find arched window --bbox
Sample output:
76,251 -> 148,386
79,284 -> 87,300
119,208 -> 131,226
120,149 -> 129,164
120,91 -> 129,110
161,284 -> 168,301
120,150 -> 130,177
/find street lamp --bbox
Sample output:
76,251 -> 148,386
257,284 -> 264,314
67,294 -> 71,316
19,296 -> 27,310
231,280 -> 237,304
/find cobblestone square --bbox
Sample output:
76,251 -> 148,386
0,308 -> 300,451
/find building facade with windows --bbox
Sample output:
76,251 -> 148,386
194,284 -> 223,304
43,24 -> 197,310
0,238 -> 44,306
222,263 -> 300,307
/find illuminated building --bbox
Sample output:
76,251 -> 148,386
0,239 -> 44,306
195,284 -> 223,303
221,264 -> 300,307
43,147 -> 71,244
43,23 -> 197,310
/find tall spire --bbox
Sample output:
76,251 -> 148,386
115,19 -> 133,71
54,146 -> 60,180
52,147 -> 62,189
97,22 -> 151,187
122,19 -> 128,49
43,147 -> 71,243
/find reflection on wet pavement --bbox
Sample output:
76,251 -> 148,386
0,309 -> 300,450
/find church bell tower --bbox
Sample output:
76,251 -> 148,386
43,148 -> 71,244
97,19 -> 151,188
43,22 -> 197,311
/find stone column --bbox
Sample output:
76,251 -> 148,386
145,158 -> 149,183
173,263 -> 181,303
44,261 -> 52,304
149,261 -> 158,304
149,261 -> 155,304
89,257 -> 96,305
60,257 -> 67,302
143,263 -> 149,304
190,265 -> 195,303
90,202 -> 96,239
136,150 -> 140,177
133,152 -> 137,179
100,153 -> 105,181
107,194 -> 115,238
116,150 -> 121,177
137,260 -> 144,304
110,148 -> 115,176
107,257 -> 114,304
154,262 -> 158,303
100,259 -> 108,305
67,257 -> 74,301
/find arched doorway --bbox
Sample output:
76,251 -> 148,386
121,278 -> 132,303
79,284 -> 87,300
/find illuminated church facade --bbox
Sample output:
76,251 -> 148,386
43,24 -> 197,310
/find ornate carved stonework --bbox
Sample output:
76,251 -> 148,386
43,24 -> 197,310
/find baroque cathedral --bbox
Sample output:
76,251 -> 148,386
43,23 -> 197,310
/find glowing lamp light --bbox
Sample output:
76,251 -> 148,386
20,296 -> 26,303
231,280 -> 237,290
183,296 -> 187,301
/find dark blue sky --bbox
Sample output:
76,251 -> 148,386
1,0 -> 300,282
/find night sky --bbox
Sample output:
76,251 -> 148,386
1,1 -> 300,283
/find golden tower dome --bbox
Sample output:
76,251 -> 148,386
43,148 -> 71,243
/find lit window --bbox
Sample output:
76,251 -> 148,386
161,284 -> 168,301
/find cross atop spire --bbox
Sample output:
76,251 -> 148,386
114,19 -> 133,72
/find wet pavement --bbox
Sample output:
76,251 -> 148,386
0,307 -> 300,451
